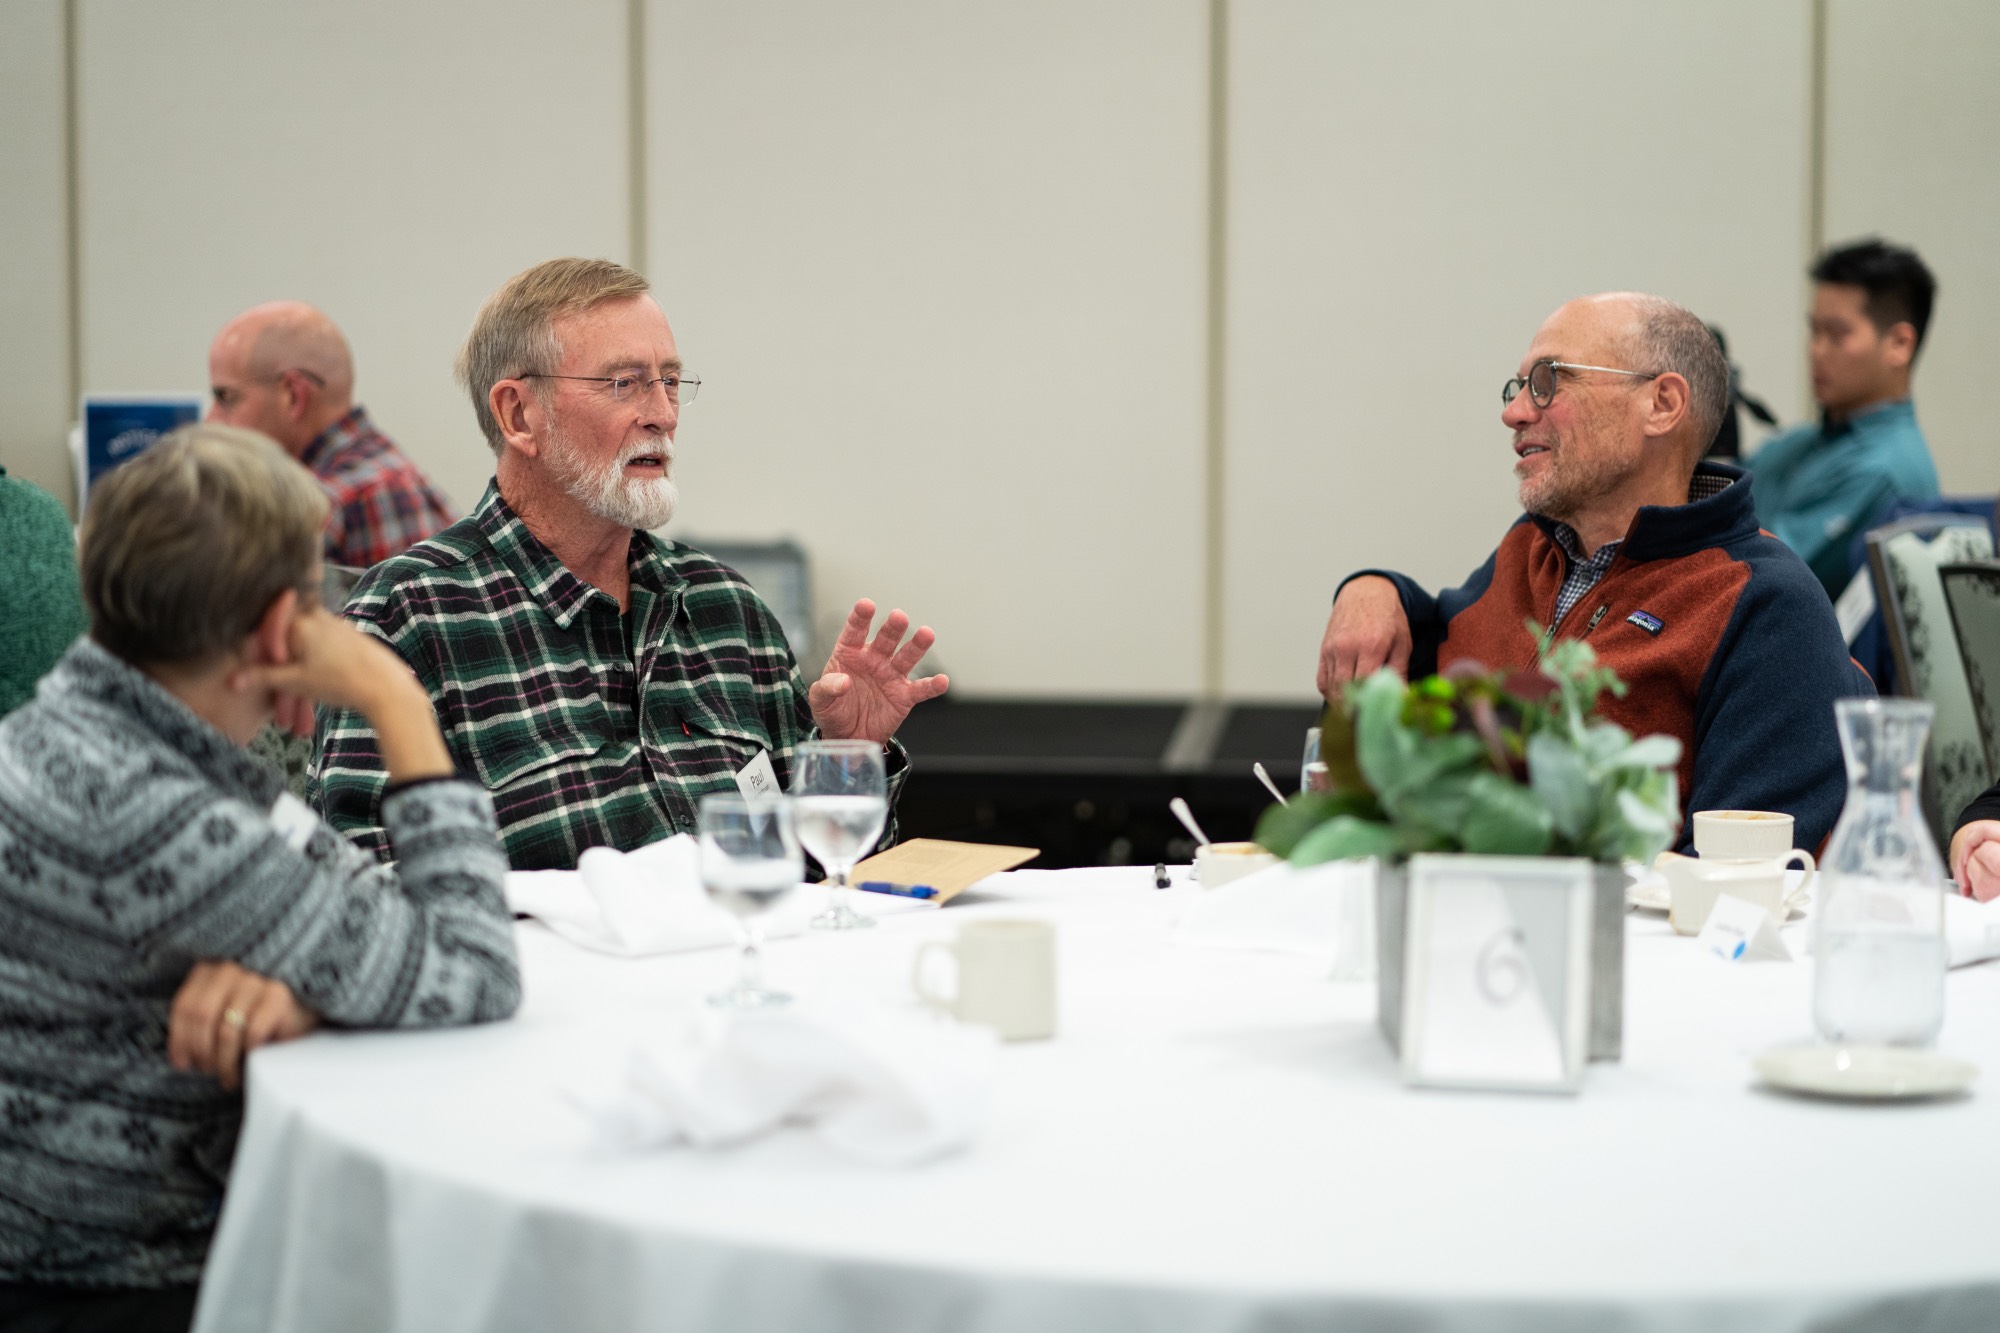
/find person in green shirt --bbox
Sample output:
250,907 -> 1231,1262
0,465 -> 88,716
1747,238 -> 1940,597
314,258 -> 950,870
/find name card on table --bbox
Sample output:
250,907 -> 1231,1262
1399,854 -> 1594,1094
1697,892 -> 1792,963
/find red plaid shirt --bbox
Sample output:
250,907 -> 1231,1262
301,406 -> 456,569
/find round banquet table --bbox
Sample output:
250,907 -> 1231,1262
192,866 -> 2000,1333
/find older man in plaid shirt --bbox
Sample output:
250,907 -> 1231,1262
208,301 -> 455,569
311,258 -> 948,871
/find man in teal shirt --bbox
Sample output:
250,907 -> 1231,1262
1748,238 -> 1939,597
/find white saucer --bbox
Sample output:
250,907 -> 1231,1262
1754,1043 -> 1978,1102
1626,878 -> 1671,913
1625,877 -> 1806,920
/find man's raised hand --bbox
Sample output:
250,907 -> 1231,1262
808,599 -> 949,744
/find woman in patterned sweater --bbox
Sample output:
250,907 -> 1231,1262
0,425 -> 520,1331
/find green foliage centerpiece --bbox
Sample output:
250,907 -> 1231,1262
1256,628 -> 1682,868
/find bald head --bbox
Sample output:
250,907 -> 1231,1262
1505,291 -> 1732,553
216,301 -> 354,396
206,301 -> 356,453
1570,291 -> 1729,457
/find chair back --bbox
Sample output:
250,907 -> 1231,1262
678,537 -> 817,666
1866,516 -> 1996,846
1940,560 -> 2000,788
247,724 -> 314,800
322,563 -> 366,613
1841,495 -> 1997,692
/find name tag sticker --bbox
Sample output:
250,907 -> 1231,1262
268,791 -> 318,852
735,749 -> 782,798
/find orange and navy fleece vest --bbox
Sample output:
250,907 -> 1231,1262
1347,462 -> 1874,853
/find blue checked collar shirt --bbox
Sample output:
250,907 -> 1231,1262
312,480 -> 903,870
1545,471 -> 1735,630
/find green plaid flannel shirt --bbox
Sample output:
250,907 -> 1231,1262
312,481 -> 903,870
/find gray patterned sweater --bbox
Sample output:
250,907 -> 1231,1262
0,640 -> 520,1287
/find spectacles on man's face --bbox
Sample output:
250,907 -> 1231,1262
1501,358 -> 1659,409
518,372 -> 700,405
209,367 -> 326,410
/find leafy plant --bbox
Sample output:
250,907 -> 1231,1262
1257,624 -> 1680,866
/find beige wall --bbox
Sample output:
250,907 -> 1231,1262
1221,0 -> 1815,697
647,2 -> 1210,695
69,0 -> 632,521
0,0 -> 1993,701
1824,0 -> 2000,496
0,1 -> 73,506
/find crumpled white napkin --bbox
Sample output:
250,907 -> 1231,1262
575,1001 -> 999,1166
505,835 -> 804,957
1945,891 -> 2000,969
1172,857 -> 1377,975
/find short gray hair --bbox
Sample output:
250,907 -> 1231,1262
81,424 -> 325,667
1627,296 -> 1729,451
455,258 -> 653,455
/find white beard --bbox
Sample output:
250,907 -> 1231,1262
545,417 -> 678,530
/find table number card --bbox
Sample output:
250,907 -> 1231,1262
1399,855 -> 1594,1094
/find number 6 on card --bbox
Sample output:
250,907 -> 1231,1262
1398,854 -> 1595,1094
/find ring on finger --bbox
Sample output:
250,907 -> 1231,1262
222,1008 -> 248,1031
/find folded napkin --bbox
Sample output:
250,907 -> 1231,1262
576,1001 -> 998,1166
505,835 -> 804,957
1173,857 -> 1376,976
1945,891 -> 2000,969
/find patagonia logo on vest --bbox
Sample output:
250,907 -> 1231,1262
1626,610 -> 1664,636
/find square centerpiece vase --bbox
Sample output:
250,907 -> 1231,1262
1377,856 -> 1626,1064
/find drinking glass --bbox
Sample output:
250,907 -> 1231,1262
791,739 -> 889,932
1301,726 -> 1332,794
698,793 -> 804,1008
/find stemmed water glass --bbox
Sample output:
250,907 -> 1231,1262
698,793 -> 804,1008
791,739 -> 888,932
1302,726 -> 1331,794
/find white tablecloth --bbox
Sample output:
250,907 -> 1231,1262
193,868 -> 2000,1332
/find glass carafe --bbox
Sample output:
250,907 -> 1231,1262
1811,698 -> 1948,1047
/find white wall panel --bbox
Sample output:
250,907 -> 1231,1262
1221,0 -> 1813,698
30,0 -> 1993,703
0,1 -> 75,511
73,0 -> 631,519
1824,0 -> 2000,495
645,1 -> 1210,696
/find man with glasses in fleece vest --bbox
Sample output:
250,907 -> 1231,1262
1315,292 -> 1872,852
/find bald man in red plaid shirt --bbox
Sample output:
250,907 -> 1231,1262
208,301 -> 455,570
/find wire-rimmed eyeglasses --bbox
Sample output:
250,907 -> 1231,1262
519,372 -> 700,405
1501,358 -> 1658,409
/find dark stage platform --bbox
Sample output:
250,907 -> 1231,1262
891,697 -> 1325,869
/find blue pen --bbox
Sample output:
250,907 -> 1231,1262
857,880 -> 939,900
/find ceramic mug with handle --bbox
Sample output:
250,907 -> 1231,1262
913,919 -> 1057,1041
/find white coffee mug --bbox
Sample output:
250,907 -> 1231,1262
1658,849 -> 1815,935
1692,810 -> 1795,860
1194,841 -> 1281,888
913,919 -> 1056,1041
